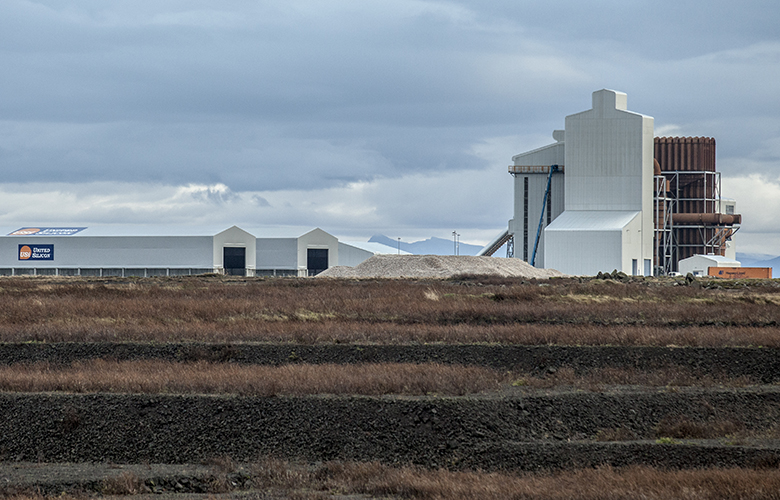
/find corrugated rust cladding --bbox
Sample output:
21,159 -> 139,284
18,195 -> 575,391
655,136 -> 718,215
654,137 -> 716,172
653,137 -> 723,265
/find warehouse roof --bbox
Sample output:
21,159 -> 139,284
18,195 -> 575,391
3,225 -> 224,237
680,254 -> 741,266
544,211 -> 640,232
2,225 -> 333,239
246,227 -> 332,239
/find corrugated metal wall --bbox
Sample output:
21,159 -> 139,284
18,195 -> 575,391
654,137 -> 732,270
655,137 -> 717,213
655,137 -> 716,172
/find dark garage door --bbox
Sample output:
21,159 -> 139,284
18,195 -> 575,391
223,247 -> 246,276
307,249 -> 328,276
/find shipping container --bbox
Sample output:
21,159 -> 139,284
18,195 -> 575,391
708,267 -> 772,279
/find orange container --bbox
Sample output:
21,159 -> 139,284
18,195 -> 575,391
708,267 -> 772,279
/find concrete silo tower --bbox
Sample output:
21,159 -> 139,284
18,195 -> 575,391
544,89 -> 655,276
501,89 -> 654,276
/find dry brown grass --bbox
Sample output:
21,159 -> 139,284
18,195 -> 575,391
594,427 -> 638,441
261,460 -> 780,499
101,470 -> 146,495
512,365 -> 758,391
655,415 -> 744,439
595,417 -> 745,442
0,360 -> 760,396
6,460 -> 780,499
0,360 -> 505,396
1,276 -> 779,345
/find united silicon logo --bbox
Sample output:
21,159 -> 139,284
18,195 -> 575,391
19,245 -> 32,260
18,244 -> 54,261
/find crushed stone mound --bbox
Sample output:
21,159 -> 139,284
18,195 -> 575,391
317,255 -> 566,279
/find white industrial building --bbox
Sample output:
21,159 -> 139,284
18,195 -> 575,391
506,131 -> 565,268
254,228 -> 338,276
479,89 -> 740,277
0,225 -> 353,277
505,89 -> 654,276
678,254 -> 740,277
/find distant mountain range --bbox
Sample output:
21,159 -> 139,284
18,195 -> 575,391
369,234 -> 484,256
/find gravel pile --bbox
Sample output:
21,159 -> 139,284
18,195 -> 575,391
318,255 -> 565,279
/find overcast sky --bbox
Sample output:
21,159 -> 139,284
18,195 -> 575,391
1,1 -> 779,255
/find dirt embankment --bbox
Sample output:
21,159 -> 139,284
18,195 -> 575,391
4,342 -> 780,477
3,278 -> 780,497
2,389 -> 780,471
2,343 -> 779,382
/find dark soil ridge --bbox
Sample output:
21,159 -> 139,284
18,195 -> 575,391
2,343 -> 779,381
2,390 -> 779,471
0,462 -> 237,497
4,440 -> 780,499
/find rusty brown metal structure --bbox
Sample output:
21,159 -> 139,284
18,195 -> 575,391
653,137 -> 740,274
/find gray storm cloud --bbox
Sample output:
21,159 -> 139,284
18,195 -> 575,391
1,1 -> 779,250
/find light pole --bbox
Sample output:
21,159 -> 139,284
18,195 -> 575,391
397,237 -> 400,255
452,231 -> 457,255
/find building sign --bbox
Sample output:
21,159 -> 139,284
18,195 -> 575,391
8,227 -> 86,236
18,244 -> 54,261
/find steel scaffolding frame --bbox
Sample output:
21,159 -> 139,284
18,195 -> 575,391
654,170 -> 739,274
654,175 -> 675,276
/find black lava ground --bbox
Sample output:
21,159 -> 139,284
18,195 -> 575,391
1,342 -> 779,382
2,343 -> 780,495
2,386 -> 780,468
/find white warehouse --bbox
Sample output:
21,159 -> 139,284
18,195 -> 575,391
0,226 -> 371,277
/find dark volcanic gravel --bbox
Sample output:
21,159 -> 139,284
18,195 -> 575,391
1,390 -> 779,471
3,341 -> 780,489
1,343 -> 779,382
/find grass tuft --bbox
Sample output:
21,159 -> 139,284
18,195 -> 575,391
655,415 -> 743,439
102,471 -> 146,495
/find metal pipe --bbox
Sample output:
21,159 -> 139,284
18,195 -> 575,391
671,213 -> 741,225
